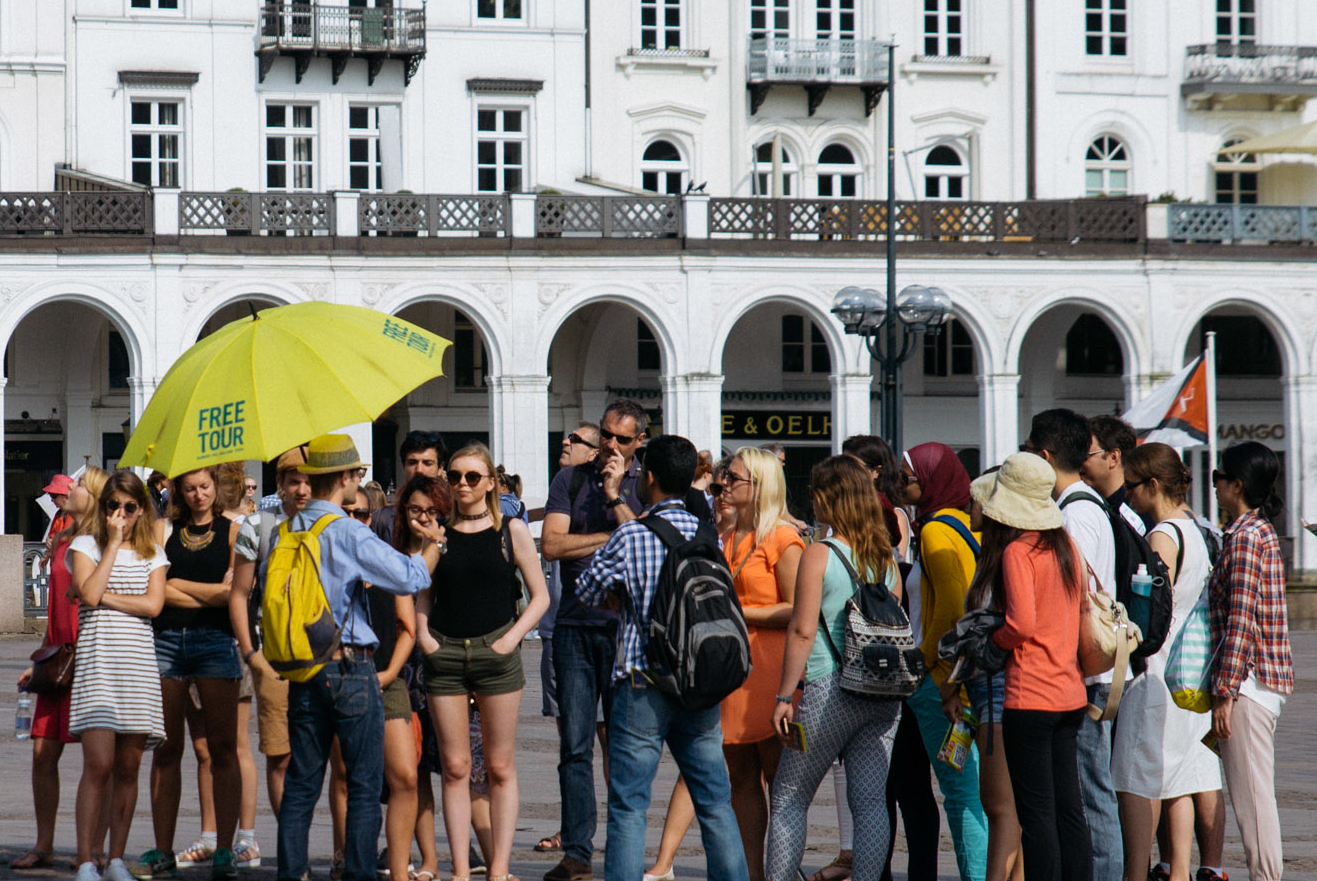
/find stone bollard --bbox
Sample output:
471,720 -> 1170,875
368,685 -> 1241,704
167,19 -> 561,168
0,535 -> 27,633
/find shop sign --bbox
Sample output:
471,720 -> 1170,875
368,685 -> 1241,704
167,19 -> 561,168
722,410 -> 831,440
1217,423 -> 1284,441
4,440 -> 64,471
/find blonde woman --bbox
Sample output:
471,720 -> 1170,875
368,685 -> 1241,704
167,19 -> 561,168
416,443 -> 548,881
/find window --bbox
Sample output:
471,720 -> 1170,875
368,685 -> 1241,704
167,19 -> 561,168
1214,138 -> 1259,204
637,320 -> 660,371
453,311 -> 488,389
108,331 -> 130,390
477,0 -> 522,21
1085,135 -> 1130,196
640,0 -> 682,50
130,0 -> 179,8
1200,315 -> 1280,377
1216,0 -> 1255,44
129,100 -> 182,187
923,144 -> 967,200
476,108 -> 526,192
348,105 -> 382,191
754,140 -> 798,196
1085,0 -> 1127,56
922,318 -> 974,377
815,0 -> 855,40
750,0 -> 790,39
640,140 -> 687,195
782,315 -> 831,374
265,103 -> 316,191
816,143 -> 859,197
923,0 -> 963,56
1065,314 -> 1123,376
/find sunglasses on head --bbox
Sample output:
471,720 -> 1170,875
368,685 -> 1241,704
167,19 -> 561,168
447,470 -> 488,487
599,428 -> 637,446
104,499 -> 140,515
343,508 -> 370,522
568,432 -> 598,450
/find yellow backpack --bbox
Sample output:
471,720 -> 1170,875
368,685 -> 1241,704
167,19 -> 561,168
261,513 -> 342,682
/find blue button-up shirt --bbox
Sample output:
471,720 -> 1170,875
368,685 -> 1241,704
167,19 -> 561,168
261,498 -> 432,649
575,501 -> 697,682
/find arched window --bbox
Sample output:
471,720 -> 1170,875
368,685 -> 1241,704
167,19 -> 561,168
923,144 -> 967,200
754,140 -> 798,196
1085,135 -> 1130,197
640,139 -> 687,195
1213,138 -> 1260,204
1065,313 -> 1123,376
816,143 -> 860,198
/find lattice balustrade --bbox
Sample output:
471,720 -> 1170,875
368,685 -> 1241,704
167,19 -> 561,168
0,194 -> 62,233
360,194 -> 427,234
433,196 -> 507,233
709,198 -> 776,236
1235,206 -> 1303,242
180,193 -> 256,232
1169,205 -> 1236,242
1013,202 -> 1072,240
1169,203 -> 1316,243
67,192 -> 150,233
537,196 -> 604,235
1072,199 -> 1144,243
260,194 -> 333,233
607,197 -> 680,237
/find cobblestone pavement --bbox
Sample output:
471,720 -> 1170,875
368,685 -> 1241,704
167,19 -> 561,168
0,633 -> 1311,881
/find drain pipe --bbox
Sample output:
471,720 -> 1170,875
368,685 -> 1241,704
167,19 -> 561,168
583,0 -> 592,177
1025,0 -> 1036,199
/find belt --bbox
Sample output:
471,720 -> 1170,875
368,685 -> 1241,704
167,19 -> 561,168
332,645 -> 374,661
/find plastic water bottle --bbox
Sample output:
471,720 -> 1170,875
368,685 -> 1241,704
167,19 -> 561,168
15,687 -> 33,740
1129,564 -> 1154,638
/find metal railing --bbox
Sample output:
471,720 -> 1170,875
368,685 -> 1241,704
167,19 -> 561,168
748,38 -> 890,84
179,192 -> 334,235
23,543 -> 48,618
707,197 -> 1146,243
0,192 -> 152,235
1184,43 -> 1317,87
1168,202 -> 1317,243
536,195 -> 681,238
359,194 -> 509,236
259,3 -> 426,54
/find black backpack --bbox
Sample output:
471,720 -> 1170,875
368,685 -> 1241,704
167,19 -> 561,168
632,515 -> 752,711
1059,492 -> 1173,666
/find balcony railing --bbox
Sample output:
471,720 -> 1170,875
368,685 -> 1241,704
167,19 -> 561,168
258,3 -> 426,84
0,192 -> 152,235
536,196 -> 682,238
1168,203 -> 1317,243
180,192 -> 334,235
1183,43 -> 1317,105
748,38 -> 890,115
360,194 -> 509,236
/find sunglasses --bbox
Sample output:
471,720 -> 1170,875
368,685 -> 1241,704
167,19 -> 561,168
1212,469 -> 1235,484
722,472 -> 752,489
568,432 -> 598,450
404,504 -> 445,519
1124,479 -> 1147,493
709,482 -> 725,496
446,471 -> 489,487
599,428 -> 637,446
343,508 -> 371,522
244,482 -> 258,490
104,499 -> 140,515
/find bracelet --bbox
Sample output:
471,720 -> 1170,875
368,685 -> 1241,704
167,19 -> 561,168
774,694 -> 794,704
243,648 -> 258,664
435,541 -> 447,555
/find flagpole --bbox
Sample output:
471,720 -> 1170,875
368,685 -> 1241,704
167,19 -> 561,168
1206,331 -> 1218,525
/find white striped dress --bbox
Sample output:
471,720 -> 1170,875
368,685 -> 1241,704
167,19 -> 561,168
68,534 -> 168,748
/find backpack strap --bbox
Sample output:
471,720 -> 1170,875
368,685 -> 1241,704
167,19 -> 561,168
928,514 -> 981,559
1058,490 -> 1109,514
307,512 -> 341,536
638,513 -> 685,549
1167,521 -> 1186,584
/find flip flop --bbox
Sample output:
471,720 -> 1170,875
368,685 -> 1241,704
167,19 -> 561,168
533,833 -> 562,853
12,850 -> 53,870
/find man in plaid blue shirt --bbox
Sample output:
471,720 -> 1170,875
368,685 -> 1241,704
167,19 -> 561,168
575,435 -> 749,881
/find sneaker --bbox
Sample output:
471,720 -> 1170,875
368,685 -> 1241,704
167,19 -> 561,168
210,850 -> 236,881
469,847 -> 486,876
105,859 -> 135,881
232,840 -> 260,870
542,857 -> 591,881
176,841 -> 217,869
1196,870 -> 1229,881
1148,867 -> 1170,881
76,861 -> 102,881
131,850 -> 176,880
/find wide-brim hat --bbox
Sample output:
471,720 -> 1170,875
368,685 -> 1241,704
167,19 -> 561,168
298,434 -> 370,475
43,474 -> 75,496
275,445 -> 308,475
970,452 -> 1061,531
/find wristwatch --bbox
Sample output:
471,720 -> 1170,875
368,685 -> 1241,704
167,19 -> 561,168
605,497 -> 626,509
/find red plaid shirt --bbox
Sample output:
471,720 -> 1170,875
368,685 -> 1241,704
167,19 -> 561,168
1208,510 -> 1294,698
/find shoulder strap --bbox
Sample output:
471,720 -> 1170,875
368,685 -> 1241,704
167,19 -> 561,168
638,513 -> 686,549
1167,521 -> 1186,582
928,514 -> 981,558
1058,491 -> 1108,513
257,510 -> 276,563
500,517 -> 515,565
307,513 -> 341,537
822,538 -> 863,585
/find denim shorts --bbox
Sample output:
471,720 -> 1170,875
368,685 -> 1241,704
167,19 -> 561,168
154,627 -> 242,680
422,620 -> 524,697
965,669 -> 1006,726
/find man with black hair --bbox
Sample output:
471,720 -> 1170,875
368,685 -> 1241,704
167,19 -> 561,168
1082,414 -> 1149,533
1025,408 -> 1123,881
371,430 -> 447,545
541,400 -> 648,881
575,434 -> 749,881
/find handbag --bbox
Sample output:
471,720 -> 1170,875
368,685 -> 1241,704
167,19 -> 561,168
28,642 -> 76,695
1078,559 -> 1141,721
817,540 -> 925,700
1164,584 -> 1217,714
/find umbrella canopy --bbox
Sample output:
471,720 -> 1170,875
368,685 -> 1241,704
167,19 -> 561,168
121,302 -> 452,477
1227,120 -> 1317,155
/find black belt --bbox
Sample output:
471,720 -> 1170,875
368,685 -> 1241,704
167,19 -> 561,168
333,645 -> 374,661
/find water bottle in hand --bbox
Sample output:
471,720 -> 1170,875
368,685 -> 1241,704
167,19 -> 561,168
1129,564 -> 1154,639
15,687 -> 33,740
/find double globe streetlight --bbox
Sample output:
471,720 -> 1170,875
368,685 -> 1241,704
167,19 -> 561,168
831,284 -> 952,452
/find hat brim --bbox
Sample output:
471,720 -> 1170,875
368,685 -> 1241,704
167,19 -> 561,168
298,460 -> 370,475
971,471 -> 1063,531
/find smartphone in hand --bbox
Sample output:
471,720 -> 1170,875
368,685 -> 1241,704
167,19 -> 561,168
782,720 -> 807,752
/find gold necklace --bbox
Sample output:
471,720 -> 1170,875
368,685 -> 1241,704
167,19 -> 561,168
178,522 -> 215,552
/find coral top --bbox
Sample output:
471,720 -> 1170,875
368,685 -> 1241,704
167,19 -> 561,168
719,524 -> 804,744
991,533 -> 1086,712
33,537 -> 80,742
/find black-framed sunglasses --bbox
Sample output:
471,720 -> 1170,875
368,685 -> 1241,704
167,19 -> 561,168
568,432 -> 598,450
1211,469 -> 1234,484
104,499 -> 140,515
722,472 -> 752,489
446,470 -> 488,487
708,482 -> 725,496
343,508 -> 371,522
599,427 -> 637,446
1124,479 -> 1147,493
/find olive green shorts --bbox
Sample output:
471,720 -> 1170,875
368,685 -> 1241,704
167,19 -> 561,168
382,675 -> 411,721
421,620 -> 524,697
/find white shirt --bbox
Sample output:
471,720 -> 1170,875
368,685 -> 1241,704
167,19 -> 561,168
1057,480 -> 1121,686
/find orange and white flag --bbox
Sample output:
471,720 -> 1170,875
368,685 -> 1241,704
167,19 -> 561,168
1122,353 -> 1211,447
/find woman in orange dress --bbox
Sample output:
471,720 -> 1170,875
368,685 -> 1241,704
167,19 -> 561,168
719,447 -> 804,881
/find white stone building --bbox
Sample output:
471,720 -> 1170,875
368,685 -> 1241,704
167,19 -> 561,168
0,1 -> 1314,575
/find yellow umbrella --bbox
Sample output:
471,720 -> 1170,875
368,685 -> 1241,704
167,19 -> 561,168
1227,120 -> 1317,155
121,302 -> 452,477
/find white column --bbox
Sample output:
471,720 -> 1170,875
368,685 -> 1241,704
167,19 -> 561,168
489,374 -> 550,503
63,391 -> 95,472
659,373 -> 724,452
128,376 -> 158,434
830,373 -> 873,454
1284,375 -> 1316,575
0,377 -> 6,533
1125,373 -> 1157,411
978,373 -> 1021,468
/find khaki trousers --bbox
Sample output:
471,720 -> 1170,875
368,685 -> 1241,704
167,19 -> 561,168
1219,693 -> 1284,880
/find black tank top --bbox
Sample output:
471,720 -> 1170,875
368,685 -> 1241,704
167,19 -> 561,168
428,524 -> 519,639
158,517 -> 233,633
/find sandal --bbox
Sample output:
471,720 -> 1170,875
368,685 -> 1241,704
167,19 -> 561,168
176,840 -> 217,868
412,873 -> 437,881
232,840 -> 261,869
533,833 -> 562,853
807,852 -> 853,881
12,850 -> 53,870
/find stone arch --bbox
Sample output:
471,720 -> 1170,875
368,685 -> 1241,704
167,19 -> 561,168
710,285 -> 852,376
380,283 -> 510,378
0,282 -> 151,381
928,285 -> 1000,375
535,285 -> 679,377
178,281 -> 303,346
1172,291 -> 1304,380
1005,290 -> 1145,379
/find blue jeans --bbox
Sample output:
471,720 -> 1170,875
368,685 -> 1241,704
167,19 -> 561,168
276,658 -> 384,881
907,677 -> 989,881
553,623 -> 617,864
606,681 -> 748,881
1078,683 -> 1123,881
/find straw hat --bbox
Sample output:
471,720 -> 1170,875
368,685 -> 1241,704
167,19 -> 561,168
969,452 -> 1061,531
297,434 -> 370,475
275,445 -> 308,475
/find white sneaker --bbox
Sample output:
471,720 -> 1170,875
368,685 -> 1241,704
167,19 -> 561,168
104,859 -> 135,881
75,862 -> 101,881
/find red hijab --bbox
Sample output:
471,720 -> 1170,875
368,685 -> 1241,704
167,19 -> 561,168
905,442 -> 971,521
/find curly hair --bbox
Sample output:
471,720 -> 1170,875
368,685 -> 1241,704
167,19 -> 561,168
391,475 -> 453,552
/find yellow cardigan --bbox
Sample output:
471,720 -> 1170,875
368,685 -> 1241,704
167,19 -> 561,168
917,508 -> 980,685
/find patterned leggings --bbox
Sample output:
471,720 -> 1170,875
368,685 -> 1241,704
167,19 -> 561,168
766,672 -> 901,881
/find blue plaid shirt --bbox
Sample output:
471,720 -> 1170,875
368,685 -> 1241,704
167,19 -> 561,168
575,500 -> 697,682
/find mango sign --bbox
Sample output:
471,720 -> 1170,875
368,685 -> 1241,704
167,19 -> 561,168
195,399 -> 247,458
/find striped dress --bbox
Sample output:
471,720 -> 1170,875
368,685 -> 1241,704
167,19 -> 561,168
68,534 -> 168,748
